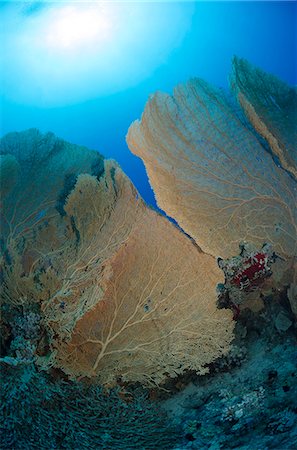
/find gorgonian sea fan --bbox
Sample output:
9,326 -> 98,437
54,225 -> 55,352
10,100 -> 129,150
127,58 -> 296,279
0,129 -> 233,386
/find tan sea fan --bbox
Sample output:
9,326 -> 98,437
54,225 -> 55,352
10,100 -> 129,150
1,129 -> 234,385
126,59 -> 296,266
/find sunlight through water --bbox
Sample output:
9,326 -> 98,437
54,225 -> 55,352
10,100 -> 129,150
45,5 -> 113,51
1,1 -> 194,106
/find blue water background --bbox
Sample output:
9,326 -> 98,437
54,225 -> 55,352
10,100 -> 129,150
1,1 -> 296,208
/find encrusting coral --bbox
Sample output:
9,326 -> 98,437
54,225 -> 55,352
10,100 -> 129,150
217,242 -> 279,316
0,129 -> 234,386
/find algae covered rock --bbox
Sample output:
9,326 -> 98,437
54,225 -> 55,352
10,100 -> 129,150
0,129 -> 234,386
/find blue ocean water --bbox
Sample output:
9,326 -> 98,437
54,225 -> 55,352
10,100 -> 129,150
1,1 -> 296,208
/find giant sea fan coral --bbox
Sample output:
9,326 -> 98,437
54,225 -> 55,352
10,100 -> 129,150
126,58 -> 296,300
230,57 -> 297,180
0,129 -> 234,386
56,208 -> 232,385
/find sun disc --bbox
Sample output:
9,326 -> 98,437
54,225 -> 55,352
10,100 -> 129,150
46,6 -> 113,50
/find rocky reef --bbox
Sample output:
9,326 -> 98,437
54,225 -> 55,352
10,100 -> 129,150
162,296 -> 297,449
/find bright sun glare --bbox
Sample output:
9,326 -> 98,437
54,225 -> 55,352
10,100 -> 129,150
46,6 -> 113,50
1,2 -> 194,106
